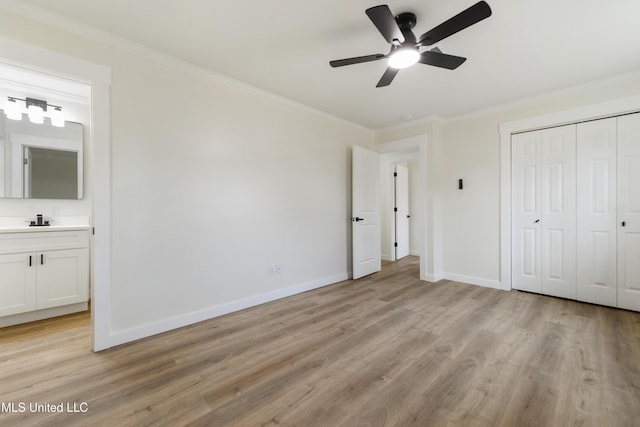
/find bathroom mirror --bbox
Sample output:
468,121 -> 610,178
0,110 -> 84,199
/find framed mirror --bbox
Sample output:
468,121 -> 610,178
0,111 -> 84,200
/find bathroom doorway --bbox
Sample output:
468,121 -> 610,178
0,36 -> 111,351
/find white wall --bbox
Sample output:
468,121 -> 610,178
108,63 -> 371,332
376,72 -> 640,288
0,10 -> 373,343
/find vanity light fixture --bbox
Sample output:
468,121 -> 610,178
4,97 -> 22,120
3,96 -> 65,127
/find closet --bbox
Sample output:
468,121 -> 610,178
511,112 -> 640,311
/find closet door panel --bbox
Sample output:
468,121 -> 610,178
512,131 -> 542,293
617,113 -> 640,311
577,118 -> 617,307
540,125 -> 576,299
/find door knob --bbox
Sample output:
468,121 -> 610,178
621,221 -> 626,227
534,219 -> 540,224
352,217 -> 364,222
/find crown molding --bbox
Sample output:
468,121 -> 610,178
373,69 -> 640,134
441,69 -> 640,124
0,0 -> 371,133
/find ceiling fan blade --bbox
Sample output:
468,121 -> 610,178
418,1 -> 492,46
330,54 -> 386,68
418,50 -> 467,69
366,5 -> 405,44
376,67 -> 399,87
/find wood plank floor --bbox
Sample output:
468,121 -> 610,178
1,256 -> 640,426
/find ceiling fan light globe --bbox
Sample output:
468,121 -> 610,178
388,48 -> 419,69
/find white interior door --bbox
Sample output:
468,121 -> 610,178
617,113 -> 640,311
511,131 -> 542,293
577,118 -> 618,307
540,125 -> 576,299
394,164 -> 410,260
352,146 -> 381,279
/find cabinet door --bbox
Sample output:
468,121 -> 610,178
36,249 -> 89,309
617,113 -> 640,311
512,131 -> 542,293
576,118 -> 618,307
0,253 -> 37,316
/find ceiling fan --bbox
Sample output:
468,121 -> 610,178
329,1 -> 492,87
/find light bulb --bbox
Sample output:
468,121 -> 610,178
51,107 -> 65,127
388,47 -> 420,69
28,105 -> 44,124
4,99 -> 22,120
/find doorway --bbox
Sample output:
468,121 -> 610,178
0,36 -> 111,351
377,134 -> 434,281
352,145 -> 422,278
380,152 -> 419,263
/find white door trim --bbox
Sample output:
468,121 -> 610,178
0,36 -> 112,351
500,95 -> 640,291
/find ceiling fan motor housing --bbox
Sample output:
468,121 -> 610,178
395,12 -> 417,44
395,12 -> 417,29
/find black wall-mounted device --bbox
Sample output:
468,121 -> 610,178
458,179 -> 464,190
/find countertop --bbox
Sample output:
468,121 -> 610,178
0,224 -> 91,233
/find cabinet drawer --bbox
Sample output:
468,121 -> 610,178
0,230 -> 89,255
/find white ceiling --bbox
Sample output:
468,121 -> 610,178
8,0 -> 640,129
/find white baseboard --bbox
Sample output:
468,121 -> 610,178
442,273 -> 503,290
422,273 -> 444,282
0,302 -> 88,328
105,273 -> 349,349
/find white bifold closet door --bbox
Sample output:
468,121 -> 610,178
617,113 -> 640,311
513,113 -> 640,311
512,125 -> 576,299
576,118 -> 618,306
577,114 -> 640,310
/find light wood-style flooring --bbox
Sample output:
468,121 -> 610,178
1,257 -> 640,426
